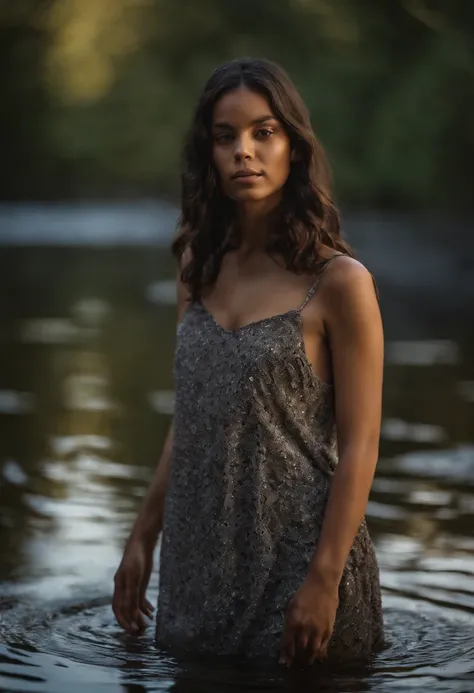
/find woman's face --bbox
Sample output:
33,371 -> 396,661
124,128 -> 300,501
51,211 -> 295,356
211,86 -> 292,205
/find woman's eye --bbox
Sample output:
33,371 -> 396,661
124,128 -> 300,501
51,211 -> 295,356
256,129 -> 274,139
215,133 -> 233,143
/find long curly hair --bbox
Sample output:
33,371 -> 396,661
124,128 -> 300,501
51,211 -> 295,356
171,57 -> 354,301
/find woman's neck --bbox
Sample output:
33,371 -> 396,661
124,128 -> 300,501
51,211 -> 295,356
235,198 -> 282,256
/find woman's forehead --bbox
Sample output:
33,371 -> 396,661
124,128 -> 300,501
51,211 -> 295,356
212,87 -> 275,126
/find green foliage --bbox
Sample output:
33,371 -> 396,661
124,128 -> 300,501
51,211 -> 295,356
1,0 -> 473,207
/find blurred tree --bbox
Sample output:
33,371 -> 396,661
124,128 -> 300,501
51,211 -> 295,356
0,0 -> 473,207
0,0 -> 53,199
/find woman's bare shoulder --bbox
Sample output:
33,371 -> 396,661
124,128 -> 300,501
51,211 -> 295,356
320,254 -> 376,299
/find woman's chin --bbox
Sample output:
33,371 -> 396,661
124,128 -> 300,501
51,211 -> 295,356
230,189 -> 272,203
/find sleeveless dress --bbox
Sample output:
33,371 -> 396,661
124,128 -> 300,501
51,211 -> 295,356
156,257 -> 384,662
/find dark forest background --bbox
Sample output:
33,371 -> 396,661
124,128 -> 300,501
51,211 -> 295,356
1,0 -> 473,208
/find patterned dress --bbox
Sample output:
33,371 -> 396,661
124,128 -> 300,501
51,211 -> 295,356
156,257 -> 384,662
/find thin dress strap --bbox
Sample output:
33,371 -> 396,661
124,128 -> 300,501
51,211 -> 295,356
297,253 -> 344,312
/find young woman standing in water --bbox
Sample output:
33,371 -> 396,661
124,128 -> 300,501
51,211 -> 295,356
112,58 -> 384,667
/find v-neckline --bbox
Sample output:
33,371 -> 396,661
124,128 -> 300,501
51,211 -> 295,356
196,299 -> 300,336
194,253 -> 345,337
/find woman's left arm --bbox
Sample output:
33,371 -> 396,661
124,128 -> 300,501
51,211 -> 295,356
279,259 -> 384,667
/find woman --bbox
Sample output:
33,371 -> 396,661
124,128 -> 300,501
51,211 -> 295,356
112,57 -> 384,668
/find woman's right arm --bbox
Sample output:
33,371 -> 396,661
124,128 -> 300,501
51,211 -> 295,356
112,253 -> 191,633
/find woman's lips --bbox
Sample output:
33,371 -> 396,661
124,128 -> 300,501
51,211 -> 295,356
232,171 -> 264,183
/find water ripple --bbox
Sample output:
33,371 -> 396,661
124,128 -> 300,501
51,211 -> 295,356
0,593 -> 472,692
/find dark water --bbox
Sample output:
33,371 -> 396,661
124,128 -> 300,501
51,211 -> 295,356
0,247 -> 473,693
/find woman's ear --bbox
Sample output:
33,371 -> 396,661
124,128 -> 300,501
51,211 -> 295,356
290,149 -> 300,163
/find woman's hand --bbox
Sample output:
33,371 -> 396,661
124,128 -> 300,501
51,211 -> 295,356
112,537 -> 155,633
279,573 -> 339,667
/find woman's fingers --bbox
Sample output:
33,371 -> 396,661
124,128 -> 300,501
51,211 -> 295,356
133,609 -> 148,631
123,576 -> 142,630
113,573 -> 137,632
281,626 -> 329,667
140,597 -> 154,619
145,598 -> 154,613
112,540 -> 156,634
138,575 -> 155,619
320,637 -> 329,660
280,627 -> 332,667
307,631 -> 329,665
119,570 -> 146,632
112,575 -> 130,631
113,571 -> 153,633
295,628 -> 310,663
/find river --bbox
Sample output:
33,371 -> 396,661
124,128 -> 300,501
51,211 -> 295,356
0,243 -> 473,692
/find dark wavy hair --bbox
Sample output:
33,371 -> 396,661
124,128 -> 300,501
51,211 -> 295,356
171,57 -> 355,300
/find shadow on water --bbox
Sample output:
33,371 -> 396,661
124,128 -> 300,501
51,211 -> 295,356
0,246 -> 473,692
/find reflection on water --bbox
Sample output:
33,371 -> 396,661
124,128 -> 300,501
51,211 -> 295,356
381,418 -> 447,443
385,340 -> 461,366
0,391 -> 35,415
0,247 -> 473,692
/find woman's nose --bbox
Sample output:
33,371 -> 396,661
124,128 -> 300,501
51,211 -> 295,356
233,136 -> 254,161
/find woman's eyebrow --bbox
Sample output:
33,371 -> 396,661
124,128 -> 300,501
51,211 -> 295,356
213,116 -> 277,130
